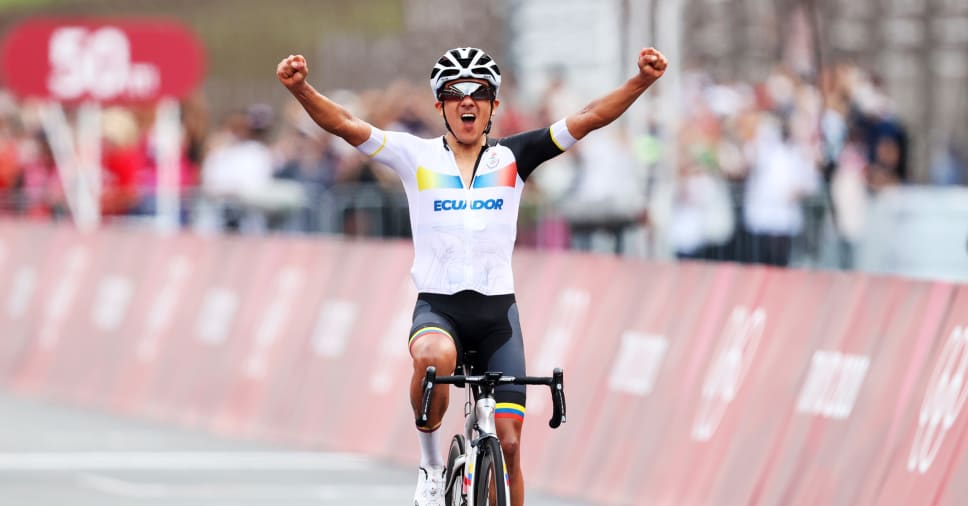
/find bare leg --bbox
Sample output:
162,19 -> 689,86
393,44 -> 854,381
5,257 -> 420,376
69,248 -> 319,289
497,417 -> 524,505
409,333 -> 457,428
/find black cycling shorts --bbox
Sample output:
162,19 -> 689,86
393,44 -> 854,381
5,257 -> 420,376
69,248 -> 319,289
409,290 -> 527,416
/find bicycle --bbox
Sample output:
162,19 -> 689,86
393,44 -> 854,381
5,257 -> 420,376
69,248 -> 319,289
417,355 -> 566,506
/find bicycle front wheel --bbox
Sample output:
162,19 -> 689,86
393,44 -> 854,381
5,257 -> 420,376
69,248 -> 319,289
473,437 -> 509,506
446,434 -> 465,506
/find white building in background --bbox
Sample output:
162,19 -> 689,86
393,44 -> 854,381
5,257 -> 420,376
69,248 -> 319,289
505,0 -> 677,135
506,0 -> 625,104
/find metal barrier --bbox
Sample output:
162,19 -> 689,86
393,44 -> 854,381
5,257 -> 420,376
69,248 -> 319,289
2,181 -> 967,280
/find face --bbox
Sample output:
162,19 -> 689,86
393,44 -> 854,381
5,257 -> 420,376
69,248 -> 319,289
435,79 -> 500,144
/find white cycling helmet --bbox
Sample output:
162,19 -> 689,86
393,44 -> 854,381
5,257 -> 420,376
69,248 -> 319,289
430,47 -> 501,99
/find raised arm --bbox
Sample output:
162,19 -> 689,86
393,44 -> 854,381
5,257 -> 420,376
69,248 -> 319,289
565,47 -> 668,140
276,54 -> 372,147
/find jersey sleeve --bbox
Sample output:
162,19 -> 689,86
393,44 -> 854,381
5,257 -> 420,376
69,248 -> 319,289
498,118 -> 577,181
355,126 -> 418,177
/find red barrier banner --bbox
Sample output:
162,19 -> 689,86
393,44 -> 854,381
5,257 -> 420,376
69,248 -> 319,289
134,234 -> 257,425
11,226 -> 99,392
766,277 -> 942,506
934,286 -> 968,506
729,275 -> 919,506
241,238 -> 351,443
38,227 -> 142,402
290,239 -> 413,455
210,237 -> 319,436
612,264 -> 774,505
518,250 -> 628,486
869,283 -> 968,505
0,221 -> 38,375
532,257 -> 701,499
282,239 -> 415,454
108,232 -> 205,413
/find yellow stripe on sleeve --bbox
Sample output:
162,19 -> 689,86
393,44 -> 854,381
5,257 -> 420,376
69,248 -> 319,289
549,128 -> 566,152
367,131 -> 388,158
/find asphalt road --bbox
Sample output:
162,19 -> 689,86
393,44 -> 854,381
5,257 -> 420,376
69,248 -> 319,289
0,390 -> 593,505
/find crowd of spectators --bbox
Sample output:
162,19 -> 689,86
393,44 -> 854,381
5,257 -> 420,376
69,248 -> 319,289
0,60 -> 959,268
666,62 -> 929,267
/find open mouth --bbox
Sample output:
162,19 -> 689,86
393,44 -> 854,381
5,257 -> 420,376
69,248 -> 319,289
460,113 -> 476,126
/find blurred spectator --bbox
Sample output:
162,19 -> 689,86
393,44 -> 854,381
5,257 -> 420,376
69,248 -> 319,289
669,157 -> 736,261
17,131 -> 66,219
829,126 -> 869,268
490,75 -> 535,138
844,69 -> 910,190
100,107 -> 144,216
382,84 -> 436,138
867,133 -> 906,191
131,98 -> 205,219
526,67 -> 584,250
667,82 -> 743,261
329,85 -> 417,238
669,169 -> 735,260
0,115 -> 20,213
274,99 -> 341,232
197,103 -> 306,233
539,65 -> 581,124
559,127 -> 649,254
741,114 -> 820,266
930,136 -> 967,186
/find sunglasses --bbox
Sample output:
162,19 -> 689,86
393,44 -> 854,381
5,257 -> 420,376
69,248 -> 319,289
437,82 -> 495,102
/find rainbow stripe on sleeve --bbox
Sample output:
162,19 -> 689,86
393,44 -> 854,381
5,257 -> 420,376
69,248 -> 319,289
495,403 -> 525,422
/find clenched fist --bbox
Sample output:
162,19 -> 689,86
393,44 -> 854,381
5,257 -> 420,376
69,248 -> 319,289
636,47 -> 668,84
277,54 -> 309,89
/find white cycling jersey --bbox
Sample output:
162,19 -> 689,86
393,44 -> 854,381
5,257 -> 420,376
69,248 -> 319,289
356,119 -> 577,295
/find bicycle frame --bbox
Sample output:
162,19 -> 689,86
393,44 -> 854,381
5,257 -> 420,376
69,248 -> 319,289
451,366 -> 505,506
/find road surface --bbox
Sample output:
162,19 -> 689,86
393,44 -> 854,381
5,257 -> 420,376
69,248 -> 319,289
0,390 -> 592,505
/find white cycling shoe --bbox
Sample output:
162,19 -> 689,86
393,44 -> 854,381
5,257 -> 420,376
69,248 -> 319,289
413,465 -> 446,506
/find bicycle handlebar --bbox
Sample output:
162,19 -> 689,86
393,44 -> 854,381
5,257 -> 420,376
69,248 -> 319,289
418,366 -> 567,429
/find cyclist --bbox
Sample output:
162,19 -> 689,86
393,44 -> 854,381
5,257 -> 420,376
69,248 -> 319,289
277,46 -> 667,506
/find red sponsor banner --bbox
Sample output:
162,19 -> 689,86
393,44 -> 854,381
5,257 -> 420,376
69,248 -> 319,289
529,256 -> 695,499
239,238 -> 345,442
134,233 -> 259,426
283,238 -> 415,453
707,274 -> 901,505
10,226 -> 100,393
935,288 -> 968,506
759,276 -> 932,506
108,232 -> 205,413
517,251 -> 627,485
612,264 -> 774,505
37,227 -> 142,403
332,240 -> 416,457
867,283 -> 968,505
1,17 -> 205,103
208,238 -> 312,436
0,221 -> 31,375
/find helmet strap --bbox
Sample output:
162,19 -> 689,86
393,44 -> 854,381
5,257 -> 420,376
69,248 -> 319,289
441,108 -> 462,144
